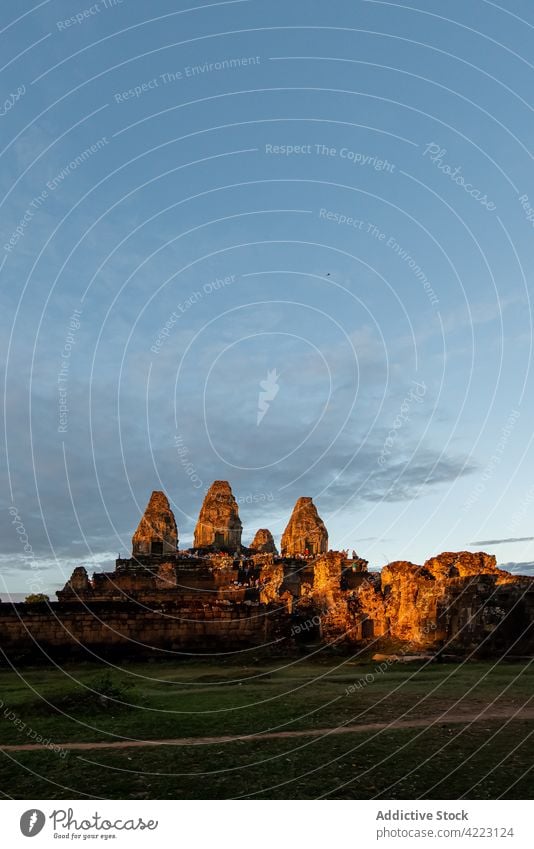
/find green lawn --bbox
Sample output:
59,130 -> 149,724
0,657 -> 532,798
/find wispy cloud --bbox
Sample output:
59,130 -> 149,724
498,561 -> 534,576
470,537 -> 534,546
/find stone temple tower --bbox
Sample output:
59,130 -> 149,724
193,480 -> 242,551
281,496 -> 328,556
132,490 -> 178,556
250,528 -> 278,554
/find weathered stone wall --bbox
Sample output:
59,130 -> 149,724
438,575 -> 534,654
350,573 -> 388,641
375,552 -> 534,651
381,561 -> 444,645
312,552 -> 355,642
0,600 -> 289,659
304,551 -> 534,653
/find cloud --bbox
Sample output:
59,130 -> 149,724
440,295 -> 526,335
498,561 -> 534,576
470,537 -> 534,546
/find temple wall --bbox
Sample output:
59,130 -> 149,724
0,600 -> 288,658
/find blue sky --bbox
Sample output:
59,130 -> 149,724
1,0 -> 534,594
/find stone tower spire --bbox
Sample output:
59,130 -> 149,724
281,497 -> 328,556
193,481 -> 242,550
132,491 -> 178,556
250,528 -> 278,554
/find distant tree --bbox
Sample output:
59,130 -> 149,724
24,593 -> 50,604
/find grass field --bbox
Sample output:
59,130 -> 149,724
0,656 -> 532,799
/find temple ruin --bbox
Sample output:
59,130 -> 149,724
132,490 -> 178,556
0,480 -> 533,660
250,528 -> 277,554
193,480 -> 242,550
281,496 -> 328,556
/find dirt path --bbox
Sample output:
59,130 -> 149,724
2,707 -> 534,752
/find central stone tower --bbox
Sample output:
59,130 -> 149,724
132,490 -> 178,556
193,480 -> 243,551
281,496 -> 328,556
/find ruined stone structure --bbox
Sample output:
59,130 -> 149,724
1,482 -> 533,660
132,490 -> 178,556
250,529 -> 277,554
281,497 -> 328,556
336,551 -> 534,653
193,480 -> 242,551
0,601 -> 288,658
